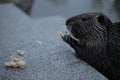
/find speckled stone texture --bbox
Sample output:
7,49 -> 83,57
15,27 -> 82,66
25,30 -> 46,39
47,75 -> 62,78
0,4 -> 108,80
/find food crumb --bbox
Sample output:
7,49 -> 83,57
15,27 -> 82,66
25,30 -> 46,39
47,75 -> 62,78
17,50 -> 25,55
4,57 -> 26,68
58,32 -> 65,37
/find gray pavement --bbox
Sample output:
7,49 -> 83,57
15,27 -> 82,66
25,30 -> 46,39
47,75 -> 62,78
0,4 -> 108,80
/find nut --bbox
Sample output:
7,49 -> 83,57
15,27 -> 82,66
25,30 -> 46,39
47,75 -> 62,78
17,50 -> 25,55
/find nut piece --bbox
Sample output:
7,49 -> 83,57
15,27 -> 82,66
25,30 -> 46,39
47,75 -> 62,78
11,57 -> 22,62
58,32 -> 65,37
4,62 -> 12,67
4,57 -> 26,68
17,50 -> 25,55
16,61 -> 26,68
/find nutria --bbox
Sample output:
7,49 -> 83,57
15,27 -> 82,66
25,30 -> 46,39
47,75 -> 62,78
60,12 -> 120,80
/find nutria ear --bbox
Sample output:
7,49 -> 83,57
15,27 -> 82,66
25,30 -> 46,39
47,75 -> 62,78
114,22 -> 120,32
114,22 -> 120,27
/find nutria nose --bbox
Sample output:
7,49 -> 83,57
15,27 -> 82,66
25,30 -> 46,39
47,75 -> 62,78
66,15 -> 81,25
66,17 -> 76,26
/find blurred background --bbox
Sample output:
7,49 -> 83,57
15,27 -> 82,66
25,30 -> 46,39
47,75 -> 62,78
0,0 -> 120,21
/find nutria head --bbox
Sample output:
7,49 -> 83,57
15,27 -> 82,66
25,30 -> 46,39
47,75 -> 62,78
60,12 -> 120,80
61,13 -> 115,57
66,13 -> 114,42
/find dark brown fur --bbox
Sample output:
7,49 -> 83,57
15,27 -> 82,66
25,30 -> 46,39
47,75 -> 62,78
61,12 -> 120,80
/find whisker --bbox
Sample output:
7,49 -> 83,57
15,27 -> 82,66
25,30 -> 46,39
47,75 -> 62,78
68,25 -> 72,44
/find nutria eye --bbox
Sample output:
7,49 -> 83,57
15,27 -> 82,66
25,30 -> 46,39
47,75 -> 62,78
97,15 -> 104,23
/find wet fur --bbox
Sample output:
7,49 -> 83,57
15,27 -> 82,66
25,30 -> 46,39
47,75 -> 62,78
61,13 -> 120,80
